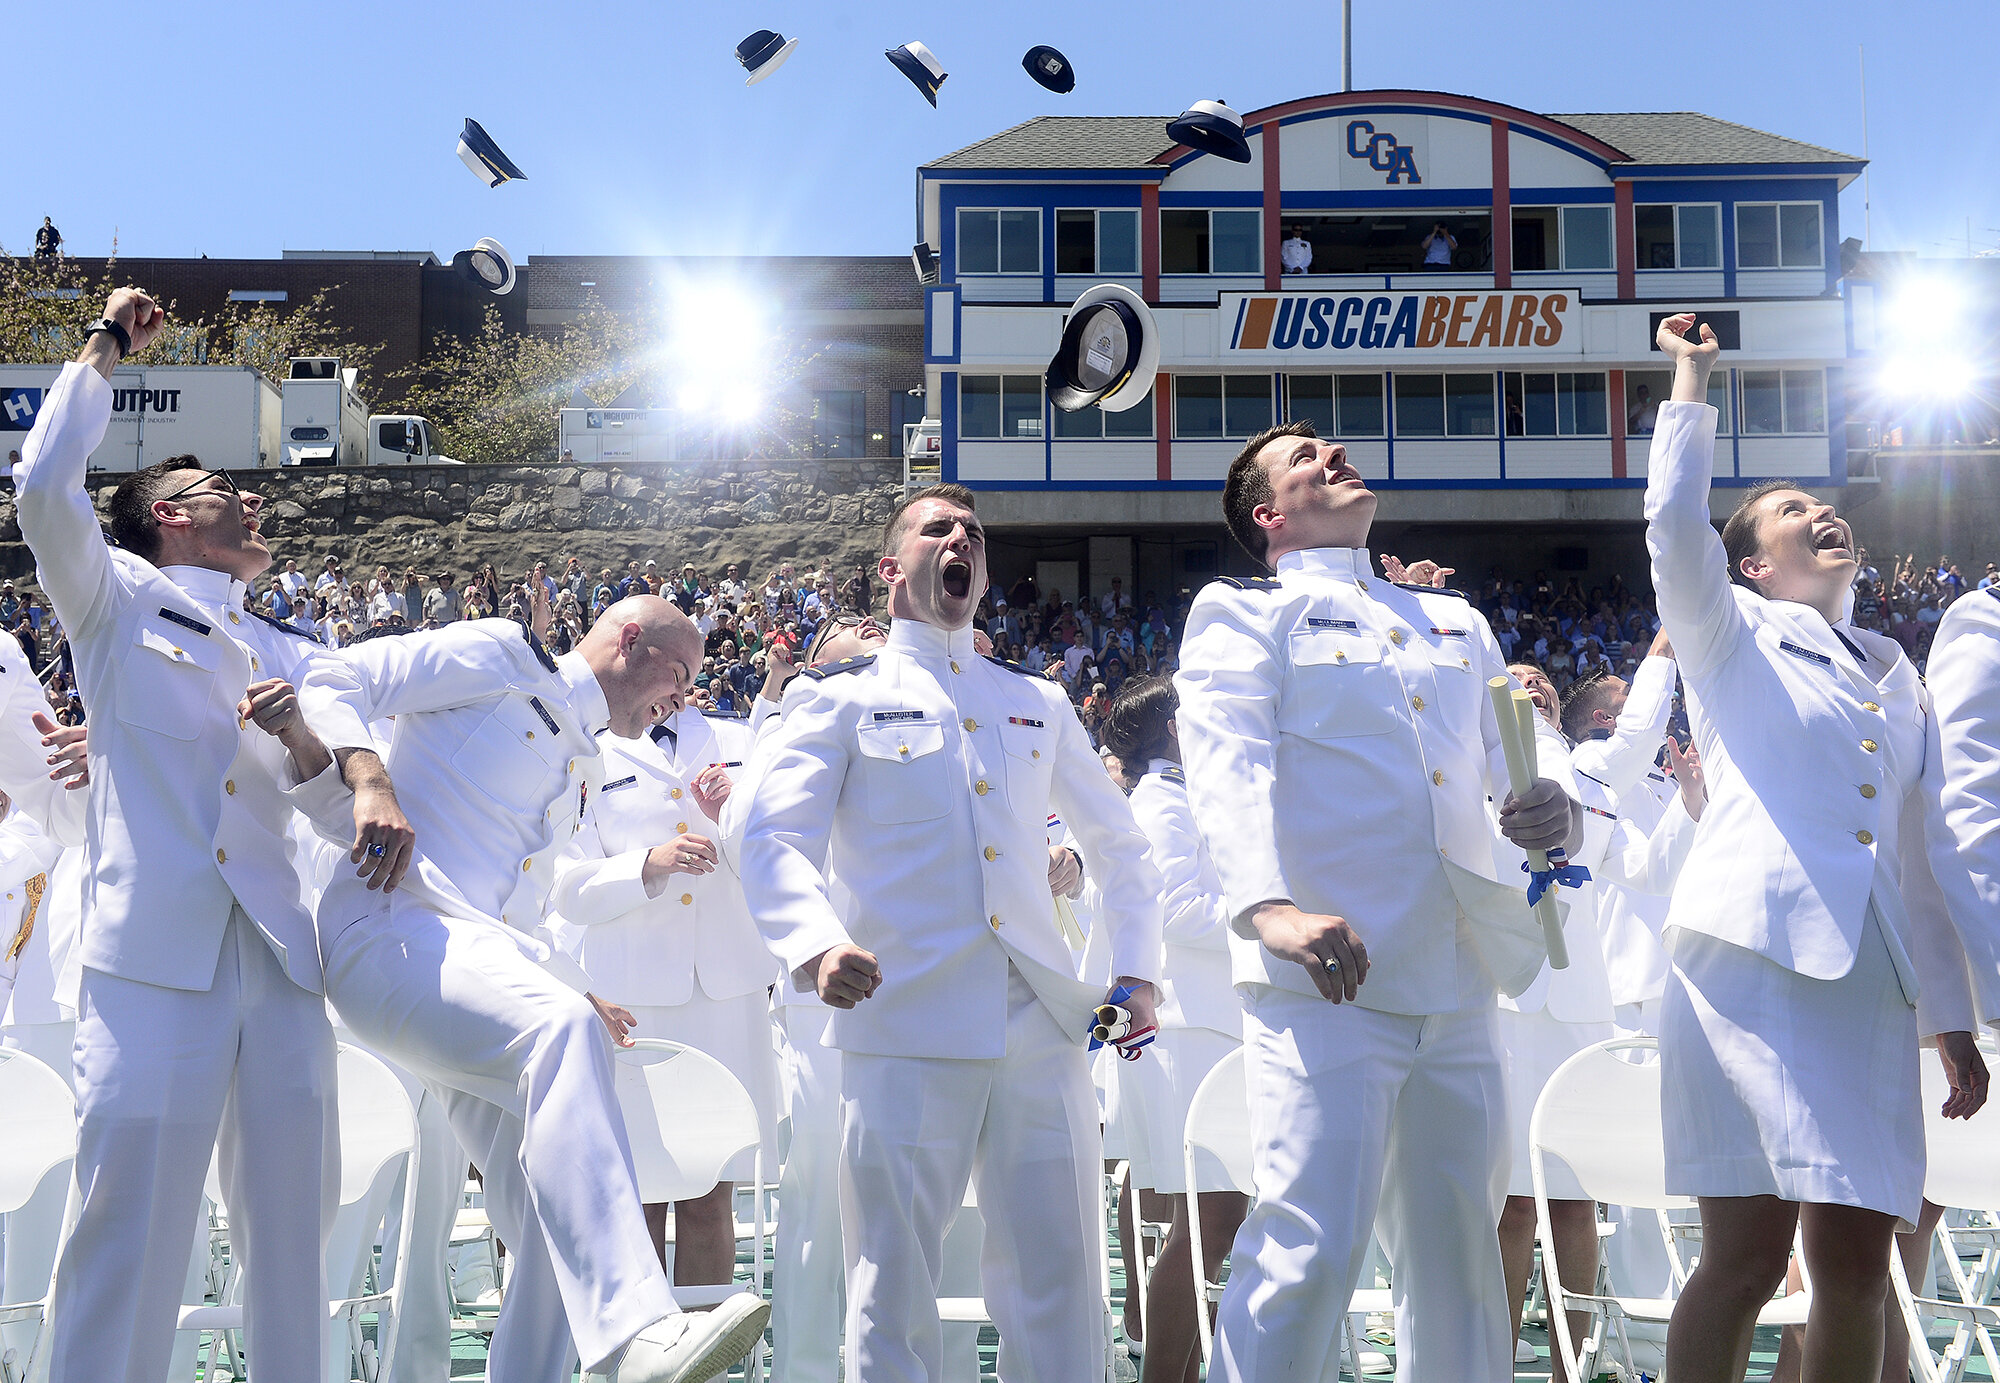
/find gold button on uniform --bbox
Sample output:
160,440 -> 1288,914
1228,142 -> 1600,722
676,822 -> 688,834
989,915 -> 1002,929
1862,739 -> 1878,753
1411,696 -> 1426,712
1859,784 -> 1877,799
522,859 -> 533,872
216,849 -> 227,864
1857,830 -> 1875,846
1355,579 -> 1368,591
1862,701 -> 1880,713
975,781 -> 990,796
963,718 -> 977,732
228,610 -> 240,624
225,780 -> 236,795
680,893 -> 693,906
526,730 -> 536,740
670,788 -> 683,799
951,661 -> 962,674
249,656 -> 259,671
1031,749 -> 1040,759
567,759 -> 576,773
1389,630 -> 1405,647
984,846 -> 997,861
1432,770 -> 1445,786
1334,651 -> 1348,663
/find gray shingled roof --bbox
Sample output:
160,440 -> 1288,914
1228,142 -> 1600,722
923,109 -> 1862,173
1551,112 -> 1862,167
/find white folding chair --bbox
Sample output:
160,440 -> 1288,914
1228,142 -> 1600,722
0,1048 -> 77,1383
175,1044 -> 420,1383
1180,1048 -> 1391,1375
1892,1036 -> 2000,1383
1530,1037 -> 1812,1383
613,1039 -> 769,1381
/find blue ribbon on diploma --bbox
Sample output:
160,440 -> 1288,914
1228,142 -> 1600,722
1088,983 -> 1156,1060
1523,848 -> 1592,907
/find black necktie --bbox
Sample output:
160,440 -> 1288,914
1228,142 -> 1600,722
650,722 -> 677,754
1831,628 -> 1868,665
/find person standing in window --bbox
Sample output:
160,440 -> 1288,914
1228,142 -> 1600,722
1628,384 -> 1659,436
1280,226 -> 1313,276
1422,222 -> 1458,269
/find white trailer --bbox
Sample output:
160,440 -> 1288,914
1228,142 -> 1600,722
557,406 -> 676,464
281,358 -> 458,466
0,363 -> 281,472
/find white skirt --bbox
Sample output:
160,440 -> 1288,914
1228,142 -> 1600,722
1660,904 -> 1922,1223
1118,1028 -> 1241,1194
629,993 -> 783,1171
1500,1006 -> 1614,1200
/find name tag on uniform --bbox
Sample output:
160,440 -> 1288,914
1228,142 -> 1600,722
158,608 -> 212,637
1779,640 -> 1833,668
602,775 -> 638,792
528,697 -> 562,735
1008,716 -> 1044,728
873,710 -> 923,722
1306,617 -> 1358,630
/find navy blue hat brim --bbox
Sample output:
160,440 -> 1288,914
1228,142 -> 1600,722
458,117 -> 528,185
885,48 -> 944,106
1166,112 -> 1252,164
451,247 -> 515,296
1022,46 -> 1075,94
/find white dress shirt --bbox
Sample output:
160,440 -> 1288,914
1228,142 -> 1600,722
301,621 -> 607,958
551,709 -> 775,1008
1921,587 -> 2000,1026
1174,547 -> 1541,1014
1644,399 -> 1974,1035
739,619 -> 1164,1059
13,362 -> 361,994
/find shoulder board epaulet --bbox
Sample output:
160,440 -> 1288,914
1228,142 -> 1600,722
1157,765 -> 1187,786
1217,575 -> 1282,591
1987,585 -> 2000,603
702,707 -> 749,720
983,654 -> 1040,677
1392,581 -> 1471,601
246,607 -> 323,644
802,654 -> 876,680
521,623 -> 559,674
1576,768 -> 1611,790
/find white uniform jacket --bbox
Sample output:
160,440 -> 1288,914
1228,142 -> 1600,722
1921,587 -> 2000,1026
1570,654 -> 1678,802
0,629 -> 86,845
738,619 -> 1164,1060
300,620 -> 607,954
14,362 -> 363,994
1500,719 -> 1615,1023
1174,546 -> 1541,1014
1126,760 -> 1237,1036
551,709 -> 774,1008
1644,400 -> 1974,1035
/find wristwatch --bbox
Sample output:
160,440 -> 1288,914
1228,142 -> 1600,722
85,317 -> 131,359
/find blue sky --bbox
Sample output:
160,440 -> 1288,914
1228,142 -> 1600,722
16,0 -> 1997,264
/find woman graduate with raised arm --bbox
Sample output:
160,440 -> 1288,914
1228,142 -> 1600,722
1643,311 -> 1990,1383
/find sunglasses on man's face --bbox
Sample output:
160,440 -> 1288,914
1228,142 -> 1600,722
158,469 -> 240,504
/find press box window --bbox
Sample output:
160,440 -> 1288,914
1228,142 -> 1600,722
1503,373 -> 1609,437
957,209 -> 1041,274
1633,205 -> 1722,269
1393,374 -> 1496,438
959,376 -> 1044,439
1623,370 -> 1731,435
1285,375 -> 1385,437
1160,210 -> 1261,274
1560,206 -> 1614,271
1055,209 -> 1141,275
1736,204 -> 1823,269
1739,370 -> 1826,435
1053,386 -> 1155,440
1174,376 -> 1272,439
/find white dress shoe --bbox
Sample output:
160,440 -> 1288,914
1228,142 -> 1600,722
1516,1336 -> 1540,1363
598,1294 -> 772,1383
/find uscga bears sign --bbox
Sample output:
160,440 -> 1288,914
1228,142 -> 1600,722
1223,291 -> 1579,354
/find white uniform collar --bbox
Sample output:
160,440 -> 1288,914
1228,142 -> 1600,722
885,618 -> 978,662
1273,546 -> 1374,581
159,564 -> 248,614
555,651 -> 610,735
1147,757 -> 1178,776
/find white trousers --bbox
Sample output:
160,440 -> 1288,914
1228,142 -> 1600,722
323,1053 -> 465,1383
43,910 -> 337,1383
322,901 -> 674,1380
773,1004 -> 845,1383
840,969 -> 1104,1383
1213,989 -> 1512,1383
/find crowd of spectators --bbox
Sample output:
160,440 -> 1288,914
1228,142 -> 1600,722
15,534 -> 1986,744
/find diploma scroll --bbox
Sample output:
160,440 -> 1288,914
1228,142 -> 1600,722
1488,676 -> 1570,970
